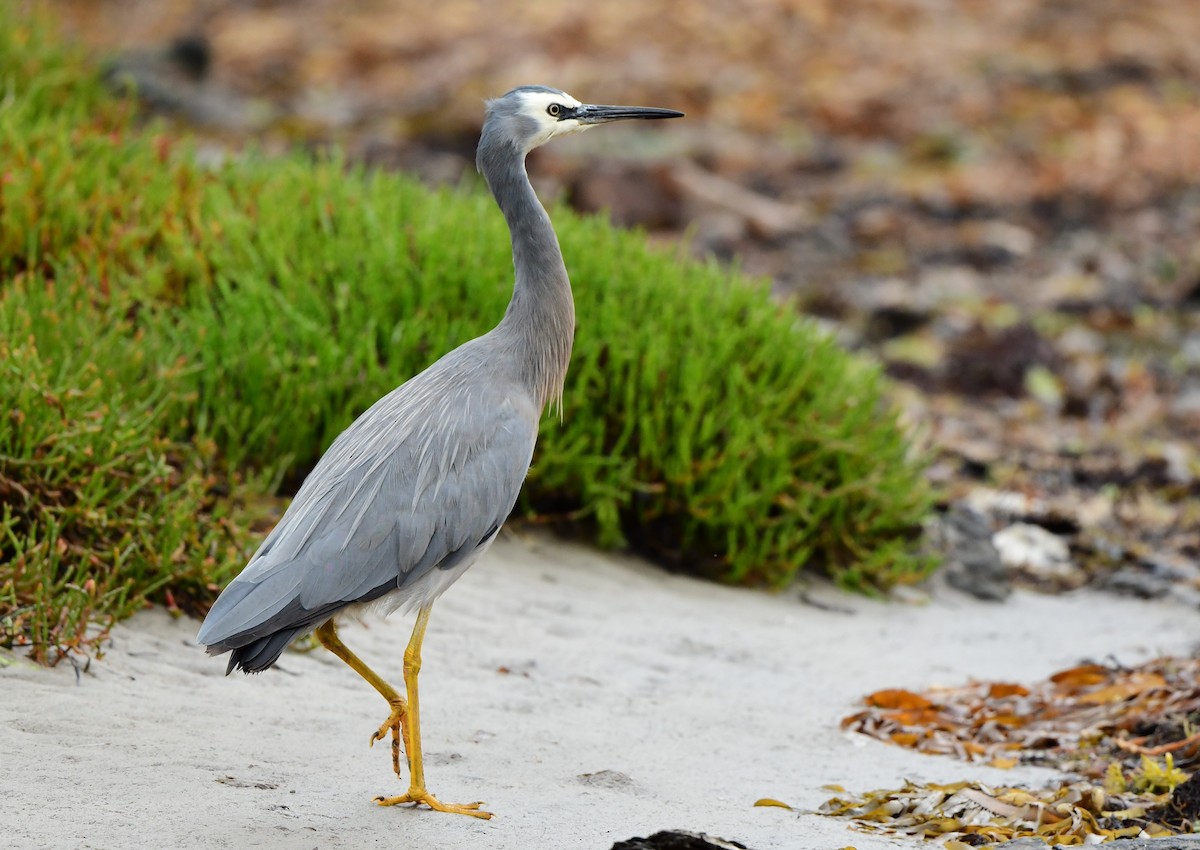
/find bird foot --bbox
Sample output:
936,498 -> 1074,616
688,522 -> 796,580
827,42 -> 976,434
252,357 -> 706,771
369,700 -> 407,779
374,788 -> 492,819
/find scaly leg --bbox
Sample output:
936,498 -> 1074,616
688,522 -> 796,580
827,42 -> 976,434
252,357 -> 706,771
374,605 -> 492,819
314,620 -> 407,779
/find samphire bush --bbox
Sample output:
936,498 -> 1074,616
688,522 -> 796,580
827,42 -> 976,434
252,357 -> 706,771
0,8 -> 934,661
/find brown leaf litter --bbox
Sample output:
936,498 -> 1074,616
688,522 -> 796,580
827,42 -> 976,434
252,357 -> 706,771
842,657 -> 1200,776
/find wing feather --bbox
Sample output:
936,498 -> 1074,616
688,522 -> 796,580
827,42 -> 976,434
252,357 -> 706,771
197,351 -> 539,651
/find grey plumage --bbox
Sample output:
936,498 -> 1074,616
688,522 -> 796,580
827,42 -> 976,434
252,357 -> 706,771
197,85 -> 681,679
197,338 -> 537,671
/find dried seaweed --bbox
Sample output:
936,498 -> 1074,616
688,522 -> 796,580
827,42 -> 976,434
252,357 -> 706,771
842,657 -> 1200,777
820,657 -> 1200,844
820,778 -> 1176,846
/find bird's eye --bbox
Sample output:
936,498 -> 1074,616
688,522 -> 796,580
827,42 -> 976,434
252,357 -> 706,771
547,103 -> 562,118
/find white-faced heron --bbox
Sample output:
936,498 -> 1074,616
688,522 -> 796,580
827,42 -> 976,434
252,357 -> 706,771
196,86 -> 683,818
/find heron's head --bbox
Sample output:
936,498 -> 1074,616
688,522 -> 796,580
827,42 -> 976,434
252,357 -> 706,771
482,85 -> 683,155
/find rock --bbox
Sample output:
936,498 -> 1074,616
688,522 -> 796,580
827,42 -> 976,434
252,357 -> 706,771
993,839 -> 1050,850
932,504 -> 1012,601
996,838 -> 1200,850
611,831 -> 750,850
992,523 -> 1081,583
1101,567 -> 1172,599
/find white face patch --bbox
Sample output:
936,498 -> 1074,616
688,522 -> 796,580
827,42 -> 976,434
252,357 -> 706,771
516,89 -> 586,150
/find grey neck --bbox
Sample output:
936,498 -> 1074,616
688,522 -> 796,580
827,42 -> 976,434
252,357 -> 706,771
478,132 -> 576,414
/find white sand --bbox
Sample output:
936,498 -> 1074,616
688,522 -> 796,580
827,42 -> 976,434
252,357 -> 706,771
2,532 -> 1196,850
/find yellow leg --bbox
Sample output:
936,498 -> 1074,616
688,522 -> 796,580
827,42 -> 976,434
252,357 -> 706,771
314,620 -> 407,779
374,606 -> 492,819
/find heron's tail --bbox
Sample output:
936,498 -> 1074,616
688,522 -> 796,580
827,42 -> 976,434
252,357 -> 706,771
212,627 -> 308,674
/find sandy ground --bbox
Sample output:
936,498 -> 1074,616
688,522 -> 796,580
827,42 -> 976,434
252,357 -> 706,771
2,532 -> 1197,850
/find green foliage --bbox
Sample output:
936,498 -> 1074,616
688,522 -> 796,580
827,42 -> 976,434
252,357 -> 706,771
0,7 -> 934,659
179,164 -> 933,588
0,308 -> 244,662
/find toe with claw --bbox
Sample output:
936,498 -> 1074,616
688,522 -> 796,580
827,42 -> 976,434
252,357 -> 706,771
369,699 -> 407,779
375,788 -> 492,819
